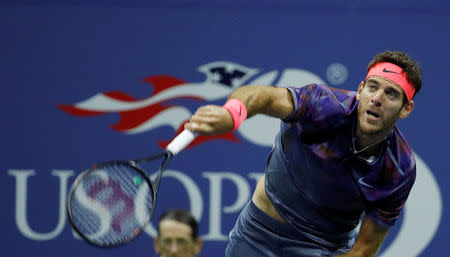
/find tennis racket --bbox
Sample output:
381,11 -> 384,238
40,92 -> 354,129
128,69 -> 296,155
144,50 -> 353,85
67,130 -> 197,247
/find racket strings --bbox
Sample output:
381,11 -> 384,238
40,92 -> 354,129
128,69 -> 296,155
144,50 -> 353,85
114,165 -> 154,225
69,162 -> 153,246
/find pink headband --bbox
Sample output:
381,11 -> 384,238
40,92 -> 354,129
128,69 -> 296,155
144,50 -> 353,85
365,62 -> 415,101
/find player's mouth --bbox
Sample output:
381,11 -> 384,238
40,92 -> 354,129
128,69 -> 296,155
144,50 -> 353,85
366,110 -> 380,120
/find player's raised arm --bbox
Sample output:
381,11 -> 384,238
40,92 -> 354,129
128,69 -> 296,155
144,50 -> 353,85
184,85 -> 293,135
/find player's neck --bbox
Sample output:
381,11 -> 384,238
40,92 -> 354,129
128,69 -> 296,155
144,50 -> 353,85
354,132 -> 387,157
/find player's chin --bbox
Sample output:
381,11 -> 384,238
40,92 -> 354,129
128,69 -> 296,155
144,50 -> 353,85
359,122 -> 383,135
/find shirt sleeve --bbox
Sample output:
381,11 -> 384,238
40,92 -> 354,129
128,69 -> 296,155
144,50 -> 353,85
365,165 -> 416,227
282,84 -> 321,122
282,84 -> 357,127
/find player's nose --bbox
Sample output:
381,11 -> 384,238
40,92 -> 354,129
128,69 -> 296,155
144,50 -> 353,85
371,91 -> 383,106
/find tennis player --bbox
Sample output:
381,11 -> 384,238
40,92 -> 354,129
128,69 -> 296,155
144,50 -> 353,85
185,51 -> 422,257
153,209 -> 203,257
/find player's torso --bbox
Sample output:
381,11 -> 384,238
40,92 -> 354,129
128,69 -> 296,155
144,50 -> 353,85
268,117 -> 367,231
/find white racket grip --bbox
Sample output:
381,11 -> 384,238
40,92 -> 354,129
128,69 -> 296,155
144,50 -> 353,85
166,130 -> 198,156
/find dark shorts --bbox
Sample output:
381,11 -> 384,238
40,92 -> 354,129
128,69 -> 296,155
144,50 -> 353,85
225,201 -> 350,257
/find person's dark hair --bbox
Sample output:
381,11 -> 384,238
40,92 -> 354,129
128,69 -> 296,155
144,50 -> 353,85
367,50 -> 422,99
157,209 -> 199,239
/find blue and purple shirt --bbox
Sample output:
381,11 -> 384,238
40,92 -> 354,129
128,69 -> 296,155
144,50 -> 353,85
265,84 -> 416,249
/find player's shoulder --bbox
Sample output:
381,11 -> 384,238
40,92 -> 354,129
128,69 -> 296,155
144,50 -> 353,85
317,84 -> 356,97
312,84 -> 357,111
289,83 -> 355,96
283,84 -> 358,122
289,84 -> 357,108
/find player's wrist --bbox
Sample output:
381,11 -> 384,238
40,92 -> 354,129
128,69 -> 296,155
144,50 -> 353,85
222,99 -> 247,131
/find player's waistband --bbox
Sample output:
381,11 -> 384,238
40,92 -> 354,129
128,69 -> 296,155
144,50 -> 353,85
247,199 -> 307,239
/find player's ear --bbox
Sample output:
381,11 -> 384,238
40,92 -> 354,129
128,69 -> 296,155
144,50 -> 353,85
399,100 -> 414,119
356,81 -> 364,101
193,238 -> 203,255
154,237 -> 162,254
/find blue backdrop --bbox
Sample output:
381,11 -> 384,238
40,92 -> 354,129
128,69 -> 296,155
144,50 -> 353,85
2,1 -> 448,256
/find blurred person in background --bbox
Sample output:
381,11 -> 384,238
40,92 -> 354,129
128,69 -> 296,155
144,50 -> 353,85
153,209 -> 203,257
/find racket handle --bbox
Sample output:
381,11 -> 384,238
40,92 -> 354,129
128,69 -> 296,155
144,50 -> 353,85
166,130 -> 197,156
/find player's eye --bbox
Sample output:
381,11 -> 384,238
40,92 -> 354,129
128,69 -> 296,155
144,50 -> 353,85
386,90 -> 400,100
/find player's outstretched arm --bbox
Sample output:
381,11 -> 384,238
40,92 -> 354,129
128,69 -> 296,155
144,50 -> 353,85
227,85 -> 294,119
335,215 -> 389,257
184,85 -> 293,135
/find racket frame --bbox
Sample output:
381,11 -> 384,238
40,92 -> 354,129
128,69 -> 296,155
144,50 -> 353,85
66,129 -> 195,247
66,152 -> 170,247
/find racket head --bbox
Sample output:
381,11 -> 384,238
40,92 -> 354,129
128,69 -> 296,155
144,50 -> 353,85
67,160 -> 156,247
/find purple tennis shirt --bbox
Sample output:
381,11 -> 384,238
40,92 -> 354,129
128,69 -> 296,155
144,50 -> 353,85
265,84 -> 416,249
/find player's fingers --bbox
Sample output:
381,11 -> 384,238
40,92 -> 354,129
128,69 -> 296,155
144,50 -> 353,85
186,114 -> 232,134
184,121 -> 217,135
185,104 -> 234,134
184,121 -> 198,132
190,113 -> 225,124
190,105 -> 230,123
192,105 -> 222,118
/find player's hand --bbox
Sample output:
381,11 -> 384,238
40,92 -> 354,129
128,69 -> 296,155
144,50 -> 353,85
184,105 -> 234,135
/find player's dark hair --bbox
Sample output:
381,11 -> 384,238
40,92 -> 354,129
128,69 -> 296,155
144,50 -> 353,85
157,209 -> 199,239
367,50 -> 422,99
